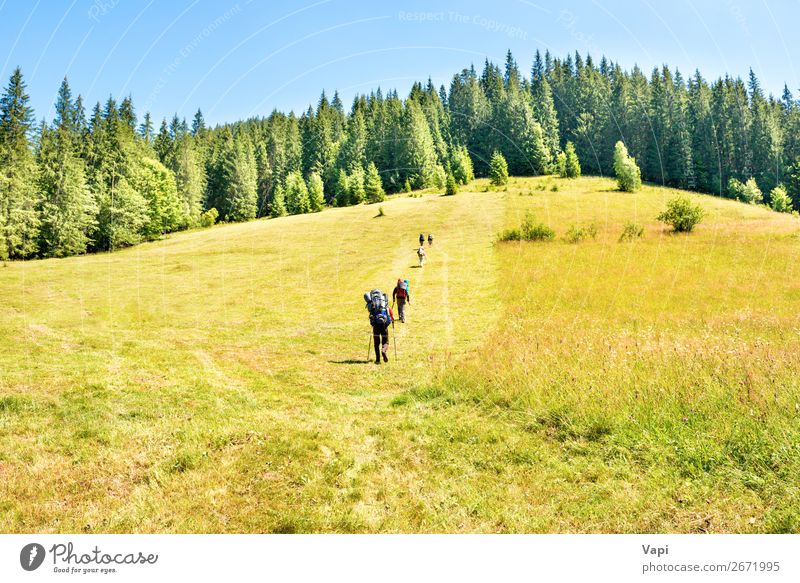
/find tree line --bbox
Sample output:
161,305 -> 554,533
2,48 -> 799,260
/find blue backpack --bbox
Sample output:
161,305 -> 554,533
365,289 -> 392,326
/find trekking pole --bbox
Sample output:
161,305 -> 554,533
367,332 -> 372,361
392,320 -> 397,360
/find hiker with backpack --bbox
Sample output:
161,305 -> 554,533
417,245 -> 426,268
419,233 -> 425,247
428,233 -> 433,246
364,289 -> 393,364
392,278 -> 410,323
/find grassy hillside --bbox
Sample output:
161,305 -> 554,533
1,176 -> 799,533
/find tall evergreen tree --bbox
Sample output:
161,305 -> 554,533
0,68 -> 40,259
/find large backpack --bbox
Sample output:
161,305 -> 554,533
396,279 -> 408,299
366,289 -> 391,326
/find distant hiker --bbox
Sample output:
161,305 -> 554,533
428,233 -> 434,246
419,233 -> 425,246
417,245 -> 426,267
392,278 -> 410,323
365,289 -> 393,364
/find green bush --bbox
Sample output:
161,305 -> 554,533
564,223 -> 597,243
769,185 -> 792,213
618,222 -> 644,241
613,141 -> 642,192
199,207 -> 218,228
657,196 -> 704,232
376,206 -> 385,217
728,177 -> 763,204
498,213 -> 555,242
488,151 -> 509,186
498,228 -> 521,241
521,213 -> 555,241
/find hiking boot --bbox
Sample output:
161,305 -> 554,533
375,359 -> 381,364
382,352 -> 388,363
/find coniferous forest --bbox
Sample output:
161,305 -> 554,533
2,49 -> 799,260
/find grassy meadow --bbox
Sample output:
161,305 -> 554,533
1,175 -> 799,533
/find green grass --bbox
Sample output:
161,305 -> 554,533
1,175 -> 799,533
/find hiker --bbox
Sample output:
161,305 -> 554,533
419,233 -> 425,246
392,278 -> 410,323
364,289 -> 393,364
417,245 -> 426,267
428,233 -> 433,246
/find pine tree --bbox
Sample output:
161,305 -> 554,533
556,151 -> 568,177
36,79 -> 97,257
348,166 -> 366,204
225,137 -> 258,221
173,138 -> 205,227
0,67 -> 40,259
334,168 -> 350,207
450,145 -> 474,184
139,112 -> 154,143
401,100 -> 439,188
270,183 -> 287,217
488,150 -> 509,186
191,109 -> 205,136
285,170 -> 310,214
445,173 -> 458,196
564,141 -> 581,178
307,171 -> 325,211
364,162 -> 385,203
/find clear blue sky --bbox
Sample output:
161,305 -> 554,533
1,0 -> 798,127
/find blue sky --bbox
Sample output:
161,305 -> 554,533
1,0 -> 798,126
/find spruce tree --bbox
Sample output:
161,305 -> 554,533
36,80 -> 96,257
307,171 -> 325,211
564,141 -> 581,178
401,100 -> 439,188
285,170 -> 310,214
334,168 -> 350,207
225,137 -> 258,221
488,151 -> 509,186
270,183 -> 287,217
364,162 -> 385,203
0,67 -> 39,259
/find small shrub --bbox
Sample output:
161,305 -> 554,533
657,196 -> 704,232
498,213 -> 555,242
728,177 -> 762,204
403,178 -> 412,193
199,208 -> 218,228
376,206 -> 385,217
618,222 -> 645,242
521,213 -> 555,241
769,185 -> 792,213
564,223 -> 598,243
551,184 -> 559,192
498,228 -> 521,241
613,141 -> 642,192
